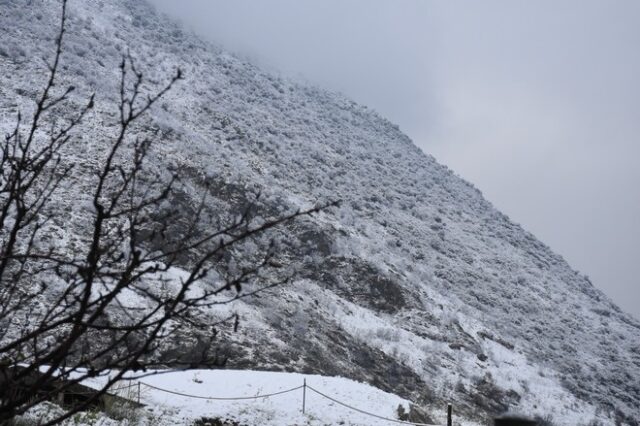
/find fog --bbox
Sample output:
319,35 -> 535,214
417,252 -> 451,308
150,0 -> 640,319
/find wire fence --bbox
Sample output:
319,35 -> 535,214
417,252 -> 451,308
306,384 -> 442,426
140,381 -> 304,401
53,382 -> 139,397
106,378 -> 450,426
107,383 -> 138,393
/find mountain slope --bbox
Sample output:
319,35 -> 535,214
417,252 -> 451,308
1,1 -> 639,424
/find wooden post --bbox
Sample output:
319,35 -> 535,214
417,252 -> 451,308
447,403 -> 452,426
302,378 -> 306,414
137,382 -> 141,404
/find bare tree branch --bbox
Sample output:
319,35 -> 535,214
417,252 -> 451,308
0,1 -> 336,424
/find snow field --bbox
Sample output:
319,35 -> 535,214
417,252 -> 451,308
85,369 -> 446,426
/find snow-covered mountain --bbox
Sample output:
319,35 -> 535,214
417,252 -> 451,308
1,0 -> 639,424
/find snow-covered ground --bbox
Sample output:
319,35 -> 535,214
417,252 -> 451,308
79,369 -> 449,426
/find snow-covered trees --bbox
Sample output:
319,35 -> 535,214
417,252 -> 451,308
0,1 -> 332,423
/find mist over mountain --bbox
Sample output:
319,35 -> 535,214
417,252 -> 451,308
1,1 -> 639,424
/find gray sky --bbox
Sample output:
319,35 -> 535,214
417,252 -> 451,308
150,0 -> 640,319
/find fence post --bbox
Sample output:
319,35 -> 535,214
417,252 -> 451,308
447,403 -> 452,426
302,378 -> 306,414
137,382 -> 141,404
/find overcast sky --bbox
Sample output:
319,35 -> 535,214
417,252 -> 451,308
150,0 -> 640,319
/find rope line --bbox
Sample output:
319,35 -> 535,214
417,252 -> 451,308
306,385 -> 443,426
140,381 -> 304,401
63,390 -> 135,397
94,379 -> 447,425
107,383 -> 138,392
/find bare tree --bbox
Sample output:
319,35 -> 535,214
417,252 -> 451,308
0,1 -> 334,423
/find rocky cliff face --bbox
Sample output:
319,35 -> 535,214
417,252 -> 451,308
1,1 -> 639,424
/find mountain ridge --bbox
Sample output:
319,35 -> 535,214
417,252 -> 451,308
1,0 -> 639,424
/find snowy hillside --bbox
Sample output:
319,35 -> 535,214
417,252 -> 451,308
88,369 -> 442,426
1,0 -> 640,425
18,368 -> 456,425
